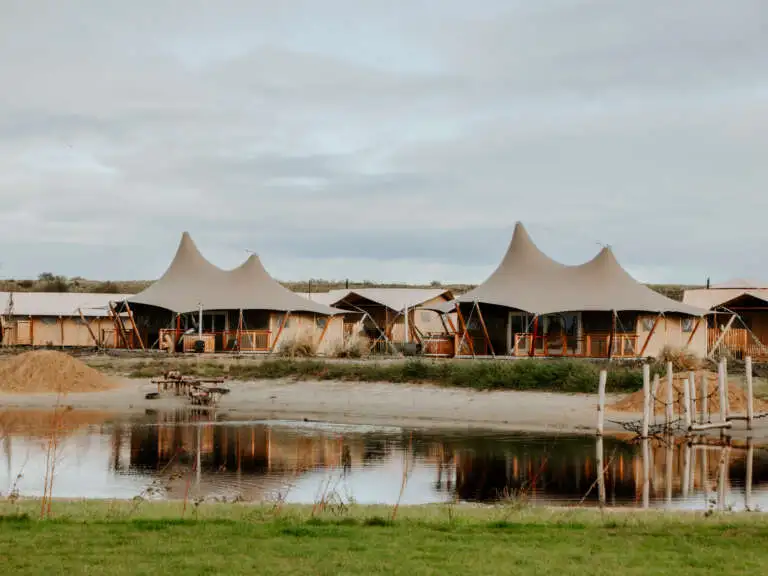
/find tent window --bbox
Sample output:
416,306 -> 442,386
641,317 -> 655,331
316,317 -> 327,330
40,316 -> 58,326
274,315 -> 291,330
682,318 -> 694,333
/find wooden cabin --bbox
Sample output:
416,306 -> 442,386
0,291 -> 134,348
684,280 -> 768,359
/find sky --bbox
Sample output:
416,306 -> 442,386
0,0 -> 766,285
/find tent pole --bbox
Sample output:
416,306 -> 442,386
528,315 -> 539,357
639,313 -> 662,357
608,310 -> 616,360
236,309 -> 243,353
270,311 -> 291,353
455,303 -> 475,357
475,300 -> 495,357
123,299 -> 144,350
707,314 -> 737,359
684,317 -> 703,349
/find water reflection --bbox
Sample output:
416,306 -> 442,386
2,408 -> 768,510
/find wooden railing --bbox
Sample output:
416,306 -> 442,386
422,334 -> 455,357
158,329 -> 272,353
707,327 -> 768,359
513,332 -> 638,358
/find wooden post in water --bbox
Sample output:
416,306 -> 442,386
718,358 -> 727,423
682,443 -> 691,500
596,436 -> 606,506
642,438 -> 650,509
746,356 -> 754,431
597,370 -> 607,436
665,443 -> 674,505
666,361 -> 674,429
701,372 -> 709,424
642,364 -> 651,439
746,437 -> 754,511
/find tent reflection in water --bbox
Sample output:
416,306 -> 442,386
127,232 -> 345,353
432,222 -> 707,358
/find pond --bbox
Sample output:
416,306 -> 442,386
1,409 -> 766,511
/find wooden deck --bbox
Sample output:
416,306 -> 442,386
707,327 -> 768,359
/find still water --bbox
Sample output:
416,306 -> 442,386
1,409 -> 766,510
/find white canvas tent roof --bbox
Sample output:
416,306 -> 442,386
129,233 -> 342,315
683,288 -> 768,311
435,222 -> 705,317
0,292 -> 133,318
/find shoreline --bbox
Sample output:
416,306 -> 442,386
2,377 -> 766,439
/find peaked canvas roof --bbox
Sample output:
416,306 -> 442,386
129,233 -> 341,315
683,288 -> 768,310
436,222 -> 705,316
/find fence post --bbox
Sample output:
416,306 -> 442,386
723,357 -> 730,418
642,364 -> 650,439
689,371 -> 696,425
597,369 -> 607,436
718,358 -> 727,423
666,361 -> 674,429
746,356 -> 754,431
701,372 -> 709,424
746,437 -> 754,511
642,438 -> 650,509
683,372 -> 691,431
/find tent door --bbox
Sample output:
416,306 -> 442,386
507,312 -> 532,355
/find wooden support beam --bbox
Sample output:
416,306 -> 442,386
529,315 -> 539,357
475,301 -> 495,357
639,313 -> 662,357
608,311 -> 616,360
445,313 -> 457,333
708,314 -> 737,359
235,309 -> 244,352
78,308 -> 100,348
685,317 -> 703,348
123,299 -> 145,351
270,311 -> 291,353
59,316 -> 64,348
109,304 -> 128,349
455,303 -> 475,357
316,315 -> 333,350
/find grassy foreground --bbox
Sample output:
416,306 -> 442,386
1,502 -> 766,575
111,357 -> 648,393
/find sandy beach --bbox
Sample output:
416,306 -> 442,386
1,376 -> 765,438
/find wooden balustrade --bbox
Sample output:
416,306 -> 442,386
422,335 -> 455,357
708,327 -> 768,359
513,332 -> 638,358
158,329 -> 272,353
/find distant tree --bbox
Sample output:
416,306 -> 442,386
36,274 -> 70,293
93,281 -> 120,294
430,280 -> 442,288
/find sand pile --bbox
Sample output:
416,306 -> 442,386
610,370 -> 768,415
0,350 -> 115,394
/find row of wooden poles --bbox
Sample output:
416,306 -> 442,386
596,357 -> 757,438
593,436 -> 754,510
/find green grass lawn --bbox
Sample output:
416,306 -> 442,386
1,502 -> 766,575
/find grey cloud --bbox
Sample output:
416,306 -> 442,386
0,0 -> 766,283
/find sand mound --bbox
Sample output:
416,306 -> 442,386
610,370 -> 768,415
0,350 -> 115,394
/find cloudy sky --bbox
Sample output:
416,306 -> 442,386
1,1 -> 766,285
